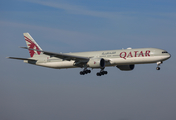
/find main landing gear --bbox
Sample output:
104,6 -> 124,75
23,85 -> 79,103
80,67 -> 108,76
156,61 -> 163,70
96,68 -> 108,76
80,69 -> 91,75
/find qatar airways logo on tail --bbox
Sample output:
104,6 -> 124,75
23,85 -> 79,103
120,50 -> 150,59
24,36 -> 41,57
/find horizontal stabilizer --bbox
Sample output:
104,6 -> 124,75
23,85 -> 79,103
7,57 -> 37,61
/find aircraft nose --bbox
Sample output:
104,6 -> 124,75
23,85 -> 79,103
166,53 -> 171,59
168,53 -> 171,58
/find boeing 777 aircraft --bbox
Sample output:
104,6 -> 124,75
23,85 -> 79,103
8,33 -> 171,76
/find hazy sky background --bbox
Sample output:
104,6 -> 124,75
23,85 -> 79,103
1,0 -> 176,120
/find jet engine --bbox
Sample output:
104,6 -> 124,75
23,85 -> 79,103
87,58 -> 105,68
116,65 -> 135,71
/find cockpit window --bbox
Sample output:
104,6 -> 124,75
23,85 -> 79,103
162,51 -> 168,53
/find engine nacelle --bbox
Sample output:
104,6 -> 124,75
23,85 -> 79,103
87,58 -> 105,68
116,65 -> 135,71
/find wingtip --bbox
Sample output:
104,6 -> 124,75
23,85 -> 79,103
20,46 -> 28,49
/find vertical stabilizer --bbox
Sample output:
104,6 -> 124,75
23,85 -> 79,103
23,33 -> 42,57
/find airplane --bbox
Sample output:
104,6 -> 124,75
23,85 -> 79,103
7,33 -> 171,76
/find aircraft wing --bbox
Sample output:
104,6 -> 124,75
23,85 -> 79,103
7,57 -> 37,61
21,47 -> 90,62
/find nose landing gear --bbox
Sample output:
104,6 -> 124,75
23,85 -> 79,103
156,66 -> 160,70
156,61 -> 163,70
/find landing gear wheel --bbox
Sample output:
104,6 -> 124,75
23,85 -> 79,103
156,67 -> 160,70
84,71 -> 88,74
88,70 -> 91,73
103,71 -> 108,74
80,71 -> 85,75
96,67 -> 108,76
96,73 -> 101,76
100,72 -> 104,75
80,69 -> 91,75
86,70 -> 91,73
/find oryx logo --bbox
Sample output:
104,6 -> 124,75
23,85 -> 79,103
24,36 -> 41,57
94,61 -> 96,64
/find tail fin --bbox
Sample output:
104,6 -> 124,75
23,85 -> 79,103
23,33 -> 42,57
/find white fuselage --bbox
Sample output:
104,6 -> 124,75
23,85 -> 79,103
25,48 -> 171,69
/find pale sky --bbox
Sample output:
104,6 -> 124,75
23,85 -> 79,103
1,0 -> 176,120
